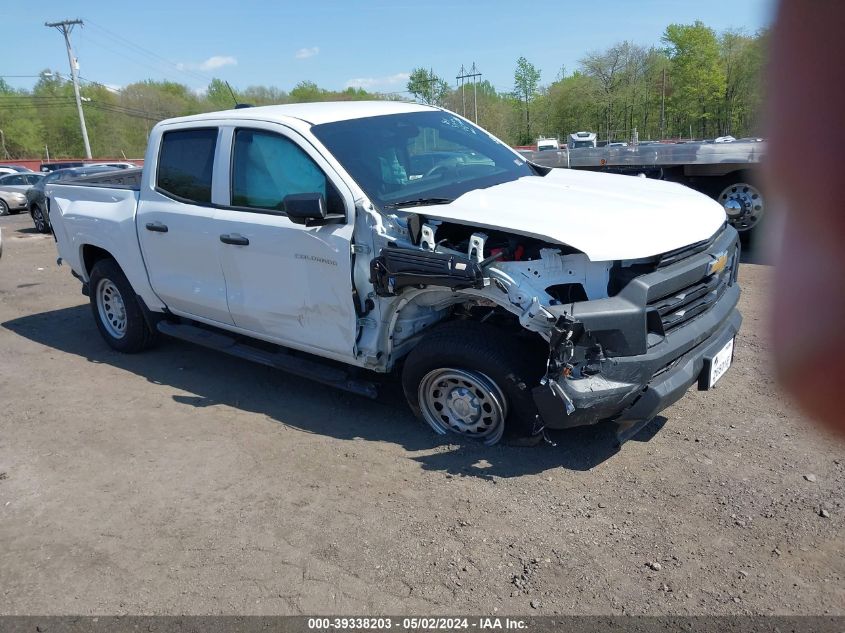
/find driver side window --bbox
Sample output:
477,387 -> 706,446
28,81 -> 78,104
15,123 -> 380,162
231,129 -> 343,214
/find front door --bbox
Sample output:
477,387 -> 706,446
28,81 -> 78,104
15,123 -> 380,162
215,126 -> 358,358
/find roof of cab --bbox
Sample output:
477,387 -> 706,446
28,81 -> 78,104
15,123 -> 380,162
160,100 -> 437,127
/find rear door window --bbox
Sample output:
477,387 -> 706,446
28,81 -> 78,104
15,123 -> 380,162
156,128 -> 217,204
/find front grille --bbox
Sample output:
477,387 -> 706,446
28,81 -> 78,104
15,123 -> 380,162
649,249 -> 735,334
657,223 -> 726,268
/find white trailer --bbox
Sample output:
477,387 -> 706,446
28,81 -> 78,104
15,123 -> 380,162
522,137 -> 765,236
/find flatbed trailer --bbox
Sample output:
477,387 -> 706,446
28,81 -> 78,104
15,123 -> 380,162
521,139 -> 766,236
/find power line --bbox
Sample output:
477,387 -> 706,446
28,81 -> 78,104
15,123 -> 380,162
80,35 -> 200,86
85,19 -> 217,85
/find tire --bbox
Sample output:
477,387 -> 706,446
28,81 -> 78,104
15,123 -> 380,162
0,199 -> 9,216
88,258 -> 156,353
705,173 -> 765,241
31,204 -> 49,233
401,321 -> 545,445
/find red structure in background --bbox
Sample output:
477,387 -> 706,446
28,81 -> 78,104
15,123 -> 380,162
9,158 -> 145,171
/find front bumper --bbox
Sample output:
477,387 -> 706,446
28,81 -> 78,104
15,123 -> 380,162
4,197 -> 27,211
532,225 -> 742,437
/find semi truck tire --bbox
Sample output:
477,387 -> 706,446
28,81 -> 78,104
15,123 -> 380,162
708,172 -> 765,238
89,258 -> 156,353
401,321 -> 544,445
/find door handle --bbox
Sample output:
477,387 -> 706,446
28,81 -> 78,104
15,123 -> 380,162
220,233 -> 249,246
145,221 -> 168,233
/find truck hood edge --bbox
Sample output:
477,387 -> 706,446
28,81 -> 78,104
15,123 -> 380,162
416,169 -> 727,261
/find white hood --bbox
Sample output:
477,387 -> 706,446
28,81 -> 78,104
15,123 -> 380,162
418,169 -> 726,261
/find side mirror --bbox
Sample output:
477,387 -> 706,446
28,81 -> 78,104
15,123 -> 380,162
283,192 -> 327,225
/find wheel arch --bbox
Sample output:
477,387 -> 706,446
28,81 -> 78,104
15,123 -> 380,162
73,238 -> 167,313
383,287 -> 547,369
81,244 -> 115,278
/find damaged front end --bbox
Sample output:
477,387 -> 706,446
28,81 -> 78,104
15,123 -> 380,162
532,224 -> 742,440
366,210 -> 742,442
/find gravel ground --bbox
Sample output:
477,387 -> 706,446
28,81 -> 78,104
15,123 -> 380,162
0,212 -> 842,615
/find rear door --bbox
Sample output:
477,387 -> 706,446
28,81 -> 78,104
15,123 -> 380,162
214,124 -> 358,358
136,126 -> 234,325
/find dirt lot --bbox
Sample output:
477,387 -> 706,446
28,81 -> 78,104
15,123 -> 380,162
0,212 -> 842,616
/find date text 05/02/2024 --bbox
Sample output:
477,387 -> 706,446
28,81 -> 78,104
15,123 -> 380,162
307,617 -> 529,630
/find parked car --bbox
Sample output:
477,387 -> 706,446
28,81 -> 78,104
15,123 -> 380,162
40,161 -> 85,173
88,161 -> 138,170
0,164 -> 35,175
27,165 -> 118,232
0,172 -> 44,216
46,102 -> 741,446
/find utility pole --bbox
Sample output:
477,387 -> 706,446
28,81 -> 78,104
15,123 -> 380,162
45,19 -> 91,159
660,67 -> 666,140
457,64 -> 466,117
471,62 -> 479,124
456,63 -> 482,123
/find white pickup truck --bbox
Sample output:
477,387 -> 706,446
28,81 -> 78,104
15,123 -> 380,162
47,101 -> 741,445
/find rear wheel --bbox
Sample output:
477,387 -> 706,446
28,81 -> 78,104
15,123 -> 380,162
0,199 -> 9,216
718,181 -> 764,233
402,321 -> 545,445
705,173 -> 765,238
31,204 -> 49,233
89,258 -> 156,353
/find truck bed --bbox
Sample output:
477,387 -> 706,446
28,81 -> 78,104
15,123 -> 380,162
46,178 -> 161,312
69,167 -> 143,190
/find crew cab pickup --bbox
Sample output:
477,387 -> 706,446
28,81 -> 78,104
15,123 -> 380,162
47,101 -> 741,445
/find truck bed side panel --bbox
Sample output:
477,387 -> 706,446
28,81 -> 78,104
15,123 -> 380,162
48,184 -> 166,311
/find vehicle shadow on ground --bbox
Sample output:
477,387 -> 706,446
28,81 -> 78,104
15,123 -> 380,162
3,305 -> 666,477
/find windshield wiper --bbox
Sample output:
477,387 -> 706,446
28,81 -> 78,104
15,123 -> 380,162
383,197 -> 453,209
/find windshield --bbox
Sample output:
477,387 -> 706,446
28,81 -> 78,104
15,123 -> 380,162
571,141 -> 594,149
311,111 -> 535,208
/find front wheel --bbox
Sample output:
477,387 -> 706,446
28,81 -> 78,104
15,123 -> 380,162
402,321 -> 545,445
89,258 -> 156,353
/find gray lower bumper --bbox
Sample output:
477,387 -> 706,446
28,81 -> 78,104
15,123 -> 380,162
533,284 -> 742,435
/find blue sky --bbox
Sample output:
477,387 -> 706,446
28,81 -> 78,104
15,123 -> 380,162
1,0 -> 775,96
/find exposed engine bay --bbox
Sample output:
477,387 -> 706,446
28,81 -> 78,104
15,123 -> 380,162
361,211 -> 616,370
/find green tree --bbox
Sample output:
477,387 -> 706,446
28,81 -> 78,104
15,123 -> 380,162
206,78 -> 236,109
407,68 -> 448,106
289,81 -> 327,103
662,21 -> 726,138
513,56 -> 541,144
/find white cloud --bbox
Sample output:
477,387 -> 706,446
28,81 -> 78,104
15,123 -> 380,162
177,56 -> 238,71
199,56 -> 238,71
345,72 -> 410,90
295,47 -> 320,60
